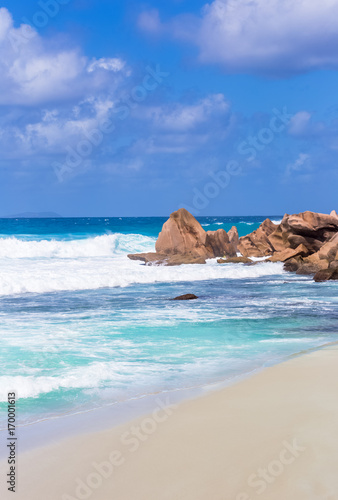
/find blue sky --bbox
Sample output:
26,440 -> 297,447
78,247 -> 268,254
0,0 -> 338,216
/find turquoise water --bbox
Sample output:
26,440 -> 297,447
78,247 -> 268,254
0,216 -> 337,427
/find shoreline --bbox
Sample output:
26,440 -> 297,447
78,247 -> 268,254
0,339 -> 333,459
2,342 -> 338,499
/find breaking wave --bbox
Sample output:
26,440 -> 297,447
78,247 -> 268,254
0,234 -> 285,296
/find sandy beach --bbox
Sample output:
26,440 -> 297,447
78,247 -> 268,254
1,344 -> 338,500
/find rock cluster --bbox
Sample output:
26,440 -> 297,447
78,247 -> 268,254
128,208 -> 338,281
128,208 -> 238,266
238,210 -> 338,281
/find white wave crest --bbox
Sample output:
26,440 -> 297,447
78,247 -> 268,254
0,233 -> 286,297
0,234 -> 155,259
0,255 -> 284,297
0,361 -> 153,401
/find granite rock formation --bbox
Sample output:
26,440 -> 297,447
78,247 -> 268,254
128,208 -> 238,266
128,208 -> 338,279
238,211 -> 338,281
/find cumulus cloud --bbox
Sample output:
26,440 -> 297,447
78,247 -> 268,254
0,6 -> 234,183
0,7 -> 128,105
140,0 -> 338,76
0,97 -> 117,160
127,93 -> 232,157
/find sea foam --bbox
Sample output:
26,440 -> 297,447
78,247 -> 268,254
0,234 -> 285,296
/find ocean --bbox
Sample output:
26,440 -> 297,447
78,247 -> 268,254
0,216 -> 337,431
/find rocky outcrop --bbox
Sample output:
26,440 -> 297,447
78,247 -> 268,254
128,208 -> 238,266
268,211 -> 338,253
155,208 -> 207,258
238,219 -> 277,257
228,226 -> 239,248
205,229 -> 237,258
240,211 -> 338,281
128,208 -> 338,278
267,244 -> 309,263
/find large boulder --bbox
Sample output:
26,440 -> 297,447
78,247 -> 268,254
286,234 -> 323,253
228,226 -> 239,249
282,211 -> 338,237
317,233 -> 338,262
267,244 -> 309,263
129,208 -> 239,266
155,208 -> 208,258
205,229 -> 237,258
268,211 -> 338,255
238,219 -> 277,257
314,268 -> 338,282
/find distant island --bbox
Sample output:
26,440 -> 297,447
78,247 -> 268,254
1,212 -> 63,218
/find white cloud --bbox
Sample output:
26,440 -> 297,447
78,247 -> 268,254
87,58 -> 126,73
138,94 -> 229,131
0,96 -> 117,160
285,153 -> 310,177
288,110 -> 328,138
289,112 -> 312,135
0,8 -> 128,105
142,0 -> 338,76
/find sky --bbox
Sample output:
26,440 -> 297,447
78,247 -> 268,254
0,0 -> 338,217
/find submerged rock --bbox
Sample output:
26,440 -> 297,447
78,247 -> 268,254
127,252 -> 206,266
127,252 -> 167,264
172,294 -> 198,300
